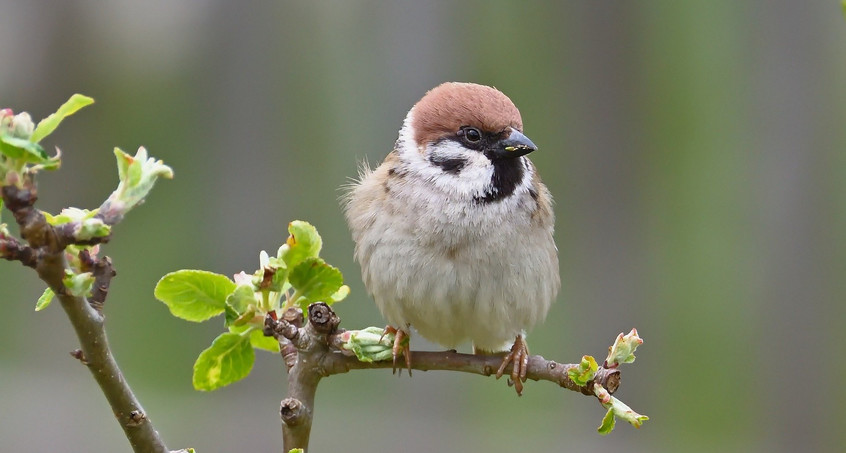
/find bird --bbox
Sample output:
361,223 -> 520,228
343,82 -> 559,395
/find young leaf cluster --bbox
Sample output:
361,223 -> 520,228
1,96 -> 172,312
575,328 -> 648,434
100,147 -> 174,218
0,94 -> 92,185
154,220 -> 349,391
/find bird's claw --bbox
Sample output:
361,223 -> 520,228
495,334 -> 529,396
381,325 -> 411,376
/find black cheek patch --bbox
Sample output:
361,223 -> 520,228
429,155 -> 468,175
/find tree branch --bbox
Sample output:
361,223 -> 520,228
320,348 -> 621,395
265,303 -> 623,452
2,183 -> 169,453
51,277 -> 168,452
0,234 -> 38,268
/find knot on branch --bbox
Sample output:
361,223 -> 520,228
263,312 -> 300,342
599,368 -> 621,394
127,410 -> 147,427
307,302 -> 339,334
282,307 -> 304,327
579,367 -> 621,396
280,398 -> 308,427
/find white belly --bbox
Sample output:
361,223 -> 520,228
350,179 -> 559,351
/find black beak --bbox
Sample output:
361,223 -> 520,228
492,127 -> 537,159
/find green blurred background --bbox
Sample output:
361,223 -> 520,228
2,1 -> 845,452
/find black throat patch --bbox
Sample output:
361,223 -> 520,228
474,157 -> 526,204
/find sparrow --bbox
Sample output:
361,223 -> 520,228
344,82 -> 559,395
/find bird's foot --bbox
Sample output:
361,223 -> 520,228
495,334 -> 529,396
380,325 -> 411,376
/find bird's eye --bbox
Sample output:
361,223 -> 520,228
462,127 -> 482,143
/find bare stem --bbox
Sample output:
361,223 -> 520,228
51,278 -> 168,452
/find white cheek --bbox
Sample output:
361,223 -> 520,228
423,142 -> 494,195
396,111 -> 495,198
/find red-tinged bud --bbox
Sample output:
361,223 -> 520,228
0,108 -> 15,131
1,111 -> 35,139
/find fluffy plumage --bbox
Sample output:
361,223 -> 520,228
344,82 -> 559,355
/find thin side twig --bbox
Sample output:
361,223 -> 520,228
0,235 -> 38,268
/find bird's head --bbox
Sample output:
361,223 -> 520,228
396,82 -> 538,202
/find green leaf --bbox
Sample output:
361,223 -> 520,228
30,94 -> 94,143
0,135 -> 48,162
127,151 -> 143,187
230,325 -> 280,352
568,355 -> 598,387
115,147 -> 130,182
35,287 -> 54,311
279,220 -> 322,268
594,383 -> 648,433
329,284 -> 350,303
224,285 -> 258,325
192,332 -> 254,391
249,328 -> 280,352
224,303 -> 240,326
289,257 -> 343,311
597,407 -> 616,435
605,395 -> 649,430
155,270 -> 235,322
605,328 -> 643,368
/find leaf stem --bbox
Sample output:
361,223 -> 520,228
261,290 -> 271,312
